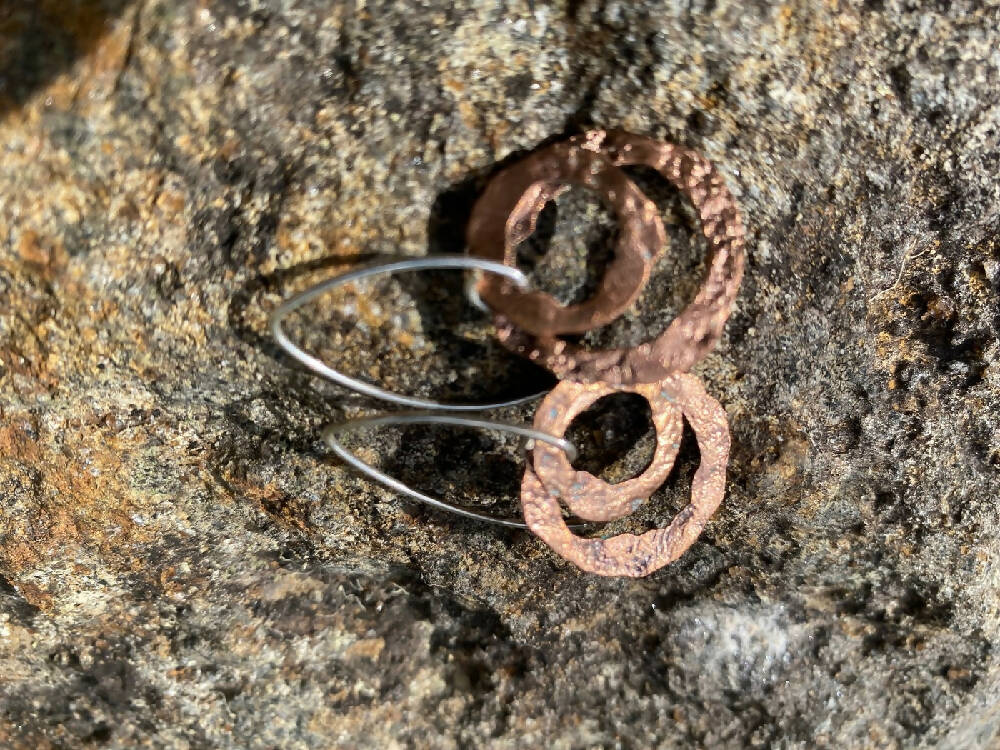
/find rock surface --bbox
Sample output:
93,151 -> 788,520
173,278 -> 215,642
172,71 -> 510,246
2,1 -> 1000,747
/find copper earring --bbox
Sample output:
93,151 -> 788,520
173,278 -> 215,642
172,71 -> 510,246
271,129 -> 744,578
468,129 -> 746,577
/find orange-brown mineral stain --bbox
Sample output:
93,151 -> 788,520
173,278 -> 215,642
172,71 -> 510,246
0,416 -> 154,607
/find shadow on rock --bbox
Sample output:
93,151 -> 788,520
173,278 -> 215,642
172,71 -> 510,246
0,0 -> 135,117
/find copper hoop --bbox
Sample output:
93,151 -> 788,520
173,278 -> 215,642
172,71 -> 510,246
519,373 -> 730,578
531,380 -> 683,522
467,136 -> 666,336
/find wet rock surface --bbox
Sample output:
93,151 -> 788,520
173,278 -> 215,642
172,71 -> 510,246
2,1 -> 1000,747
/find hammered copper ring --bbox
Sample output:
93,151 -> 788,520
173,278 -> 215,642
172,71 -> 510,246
492,129 -> 746,384
531,380 -> 683,523
467,137 -> 666,336
520,373 -> 730,578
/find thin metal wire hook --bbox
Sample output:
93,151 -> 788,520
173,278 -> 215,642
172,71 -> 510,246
270,255 -> 548,411
271,254 -> 590,528
324,412 -> 591,529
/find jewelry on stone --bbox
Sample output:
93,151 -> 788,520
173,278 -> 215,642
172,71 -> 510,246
271,130 -> 744,577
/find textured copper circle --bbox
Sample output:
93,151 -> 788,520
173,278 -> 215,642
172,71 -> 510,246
467,135 -> 666,336
520,373 -> 730,578
531,380 -> 683,522
493,130 -> 746,384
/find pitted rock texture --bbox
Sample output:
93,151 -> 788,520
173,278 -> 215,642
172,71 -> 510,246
2,1 -> 1000,748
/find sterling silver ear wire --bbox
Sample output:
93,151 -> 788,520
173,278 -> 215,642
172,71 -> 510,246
323,413 -> 585,529
270,254 -> 585,528
270,255 -> 547,411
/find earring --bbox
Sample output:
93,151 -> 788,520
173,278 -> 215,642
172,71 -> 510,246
271,129 -> 745,577
466,130 -> 745,577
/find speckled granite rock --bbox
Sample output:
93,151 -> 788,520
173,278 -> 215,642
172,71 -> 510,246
2,1 -> 1000,747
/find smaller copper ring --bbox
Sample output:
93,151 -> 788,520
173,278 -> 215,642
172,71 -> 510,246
519,374 -> 730,578
494,130 -> 746,384
532,380 -> 683,522
467,137 -> 666,336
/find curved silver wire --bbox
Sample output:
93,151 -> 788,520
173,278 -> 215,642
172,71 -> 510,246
270,255 -> 546,411
271,254 -> 587,528
324,412 -> 589,529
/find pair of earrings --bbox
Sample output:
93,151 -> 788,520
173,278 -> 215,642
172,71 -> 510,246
272,130 -> 745,577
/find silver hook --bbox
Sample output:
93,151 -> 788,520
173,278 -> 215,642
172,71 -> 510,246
270,255 -> 544,411
271,254 -> 591,528
324,412 -> 589,529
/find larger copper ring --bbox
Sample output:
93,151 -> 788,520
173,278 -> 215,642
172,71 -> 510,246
531,380 -> 683,523
520,373 -> 730,578
467,136 -> 666,335
493,130 -> 746,383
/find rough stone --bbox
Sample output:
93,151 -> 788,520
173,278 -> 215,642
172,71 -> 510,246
2,0 -> 1000,747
